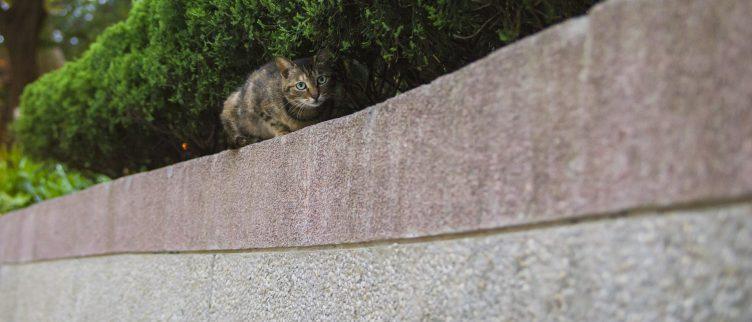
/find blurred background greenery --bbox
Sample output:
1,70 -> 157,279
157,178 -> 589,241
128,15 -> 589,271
0,0 -> 127,213
0,145 -> 108,213
0,0 -> 131,141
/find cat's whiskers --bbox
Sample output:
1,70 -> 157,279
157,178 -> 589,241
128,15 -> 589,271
294,102 -> 309,117
283,100 -> 305,118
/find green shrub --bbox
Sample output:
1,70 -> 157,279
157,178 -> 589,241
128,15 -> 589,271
15,0 -> 598,177
0,146 -> 109,214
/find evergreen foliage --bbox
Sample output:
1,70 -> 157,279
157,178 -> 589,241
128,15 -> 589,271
15,0 -> 598,177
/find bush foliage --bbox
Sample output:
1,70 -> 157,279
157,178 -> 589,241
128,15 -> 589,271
0,146 -> 108,214
16,0 -> 598,177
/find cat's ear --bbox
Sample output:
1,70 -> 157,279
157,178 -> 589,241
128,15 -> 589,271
314,48 -> 334,66
275,57 -> 295,78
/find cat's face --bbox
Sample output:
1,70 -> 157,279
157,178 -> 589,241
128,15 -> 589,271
276,50 -> 335,109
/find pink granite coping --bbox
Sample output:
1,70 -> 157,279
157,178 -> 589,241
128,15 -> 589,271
1,0 -> 751,263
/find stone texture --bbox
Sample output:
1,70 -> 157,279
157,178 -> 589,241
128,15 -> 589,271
0,254 -> 214,321
1,0 -> 751,263
1,203 -> 751,321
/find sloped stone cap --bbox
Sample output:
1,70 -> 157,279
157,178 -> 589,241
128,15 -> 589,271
1,0 -> 751,263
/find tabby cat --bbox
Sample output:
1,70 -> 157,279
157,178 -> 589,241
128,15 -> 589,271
220,49 -> 338,148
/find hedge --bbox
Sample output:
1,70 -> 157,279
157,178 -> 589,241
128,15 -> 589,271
15,0 -> 598,177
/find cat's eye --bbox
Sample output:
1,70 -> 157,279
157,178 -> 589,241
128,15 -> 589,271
295,82 -> 307,90
316,75 -> 328,85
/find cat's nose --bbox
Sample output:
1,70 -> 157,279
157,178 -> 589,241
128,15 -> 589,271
310,90 -> 320,101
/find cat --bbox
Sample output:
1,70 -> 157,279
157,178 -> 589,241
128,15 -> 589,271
220,49 -> 339,148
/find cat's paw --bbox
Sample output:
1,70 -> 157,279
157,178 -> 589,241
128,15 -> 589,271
232,136 -> 258,148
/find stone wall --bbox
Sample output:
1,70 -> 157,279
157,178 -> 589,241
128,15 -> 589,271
1,0 -> 750,320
